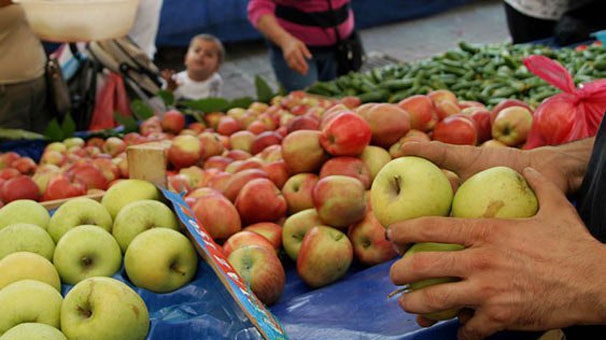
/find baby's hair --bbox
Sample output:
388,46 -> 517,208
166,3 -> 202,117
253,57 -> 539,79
190,34 -> 226,64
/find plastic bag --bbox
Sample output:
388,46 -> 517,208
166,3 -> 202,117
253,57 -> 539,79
88,71 -> 132,131
523,55 -> 606,149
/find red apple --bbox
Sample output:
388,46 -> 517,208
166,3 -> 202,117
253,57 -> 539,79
229,130 -> 256,153
161,109 -> 186,134
40,174 -> 86,201
221,168 -> 269,202
281,130 -> 328,174
282,209 -> 326,261
243,222 -> 283,252
356,103 -> 411,148
490,99 -> 533,123
0,152 -> 21,169
347,211 -> 397,266
191,191 -> 242,242
203,155 -> 233,171
319,156 -> 371,189
10,157 -> 37,175
0,175 -> 40,202
102,137 -> 127,157
235,178 -> 287,225
397,95 -> 437,132
285,114 -> 320,133
491,106 -> 533,147
319,111 -> 372,156
281,173 -> 319,215
262,160 -> 290,189
198,132 -> 225,161
168,134 -> 202,169
432,114 -> 478,145
223,230 -> 276,257
465,108 -> 493,144
312,175 -> 367,228
250,131 -> 282,155
388,129 -> 432,158
66,163 -> 109,190
216,116 -> 242,136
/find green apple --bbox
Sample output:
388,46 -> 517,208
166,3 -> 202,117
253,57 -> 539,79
124,228 -> 198,293
0,323 -> 67,340
227,245 -> 286,306
296,226 -> 353,288
0,199 -> 50,230
0,223 -> 55,261
53,225 -> 122,285
61,277 -> 149,340
370,156 -> 453,227
101,179 -> 161,219
451,166 -> 538,218
47,197 -> 113,243
402,242 -> 464,321
112,199 -> 180,252
0,252 -> 61,291
0,280 -> 63,335
358,145 -> 392,181
282,208 -> 327,261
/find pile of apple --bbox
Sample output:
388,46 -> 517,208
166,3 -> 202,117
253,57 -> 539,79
0,179 -> 199,340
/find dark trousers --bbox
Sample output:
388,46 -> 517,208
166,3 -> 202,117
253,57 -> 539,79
0,76 -> 53,134
504,3 -> 557,44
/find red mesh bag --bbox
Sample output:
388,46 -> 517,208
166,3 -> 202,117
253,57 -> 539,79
523,55 -> 606,149
88,72 -> 132,131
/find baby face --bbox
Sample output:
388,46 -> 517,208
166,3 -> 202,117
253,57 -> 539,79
184,38 -> 221,81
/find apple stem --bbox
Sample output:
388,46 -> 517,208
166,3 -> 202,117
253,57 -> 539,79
81,256 -> 93,267
392,175 -> 402,195
77,304 -> 93,318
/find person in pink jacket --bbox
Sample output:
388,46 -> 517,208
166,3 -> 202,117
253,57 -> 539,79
247,0 -> 357,92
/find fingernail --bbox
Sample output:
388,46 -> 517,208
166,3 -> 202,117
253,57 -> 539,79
385,228 -> 391,241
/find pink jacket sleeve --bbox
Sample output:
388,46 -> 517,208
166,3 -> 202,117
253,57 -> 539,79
247,0 -> 275,28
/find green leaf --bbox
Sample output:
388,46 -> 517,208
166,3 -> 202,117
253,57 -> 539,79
44,119 -> 64,142
0,128 -> 45,141
60,113 -> 76,138
254,75 -> 275,103
228,97 -> 254,110
130,99 -> 155,121
179,97 -> 229,113
113,112 -> 139,133
157,89 -> 175,106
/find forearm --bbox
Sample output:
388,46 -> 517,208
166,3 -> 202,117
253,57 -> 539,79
0,0 -> 13,7
255,14 -> 295,48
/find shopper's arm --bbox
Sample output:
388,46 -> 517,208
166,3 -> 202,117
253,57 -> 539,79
388,167 -> 606,339
0,0 -> 13,7
398,137 -> 593,195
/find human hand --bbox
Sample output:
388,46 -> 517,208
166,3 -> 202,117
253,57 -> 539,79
397,141 -> 588,195
160,69 -> 178,92
280,38 -> 312,75
387,167 -> 606,339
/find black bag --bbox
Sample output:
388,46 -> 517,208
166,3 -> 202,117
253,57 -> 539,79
45,56 -> 72,117
335,29 -> 365,76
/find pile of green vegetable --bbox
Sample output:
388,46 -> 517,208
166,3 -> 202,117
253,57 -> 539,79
306,41 -> 606,108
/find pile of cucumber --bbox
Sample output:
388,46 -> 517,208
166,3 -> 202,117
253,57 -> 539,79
306,41 -> 606,108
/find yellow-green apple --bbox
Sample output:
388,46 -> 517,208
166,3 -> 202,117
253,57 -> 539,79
0,323 -> 67,340
319,111 -> 372,156
297,226 -> 353,288
491,106 -> 533,147
281,173 -> 319,215
388,129 -> 432,158
0,175 -> 39,203
490,98 -> 533,123
221,168 -> 269,202
319,156 -> 372,189
40,174 -> 87,202
481,139 -> 508,148
0,252 -> 61,291
0,223 -> 55,260
226,107 -> 247,120
281,130 -> 328,174
198,131 -> 225,161
312,175 -> 367,228
124,228 -> 198,293
32,164 -> 61,195
160,109 -> 186,134
102,137 -> 127,157
168,134 -> 202,170
229,130 -> 255,153
397,94 -> 438,132
357,103 -> 411,148
65,163 -> 109,191
370,156 -> 453,227
0,199 -> 50,229
451,166 -> 538,218
191,191 -> 242,242
432,114 -> 478,146
43,142 -> 68,154
101,178 -> 161,219
358,145 -> 392,182
463,107 -> 493,144
39,150 -> 66,167
0,280 -> 63,335
48,197 -> 113,242
401,242 -> 464,320
61,277 -> 150,340
243,222 -> 283,252
63,137 -> 85,149
282,209 -> 326,261
112,199 -> 180,252
222,230 -> 276,257
262,160 -> 290,189
235,178 -> 287,225
347,211 -> 397,266
53,225 -> 122,285
228,245 -> 285,306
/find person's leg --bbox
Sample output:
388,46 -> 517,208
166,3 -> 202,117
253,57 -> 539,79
29,76 -> 53,134
316,50 -> 338,82
504,3 -> 557,44
268,44 -> 318,92
0,77 -> 52,133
